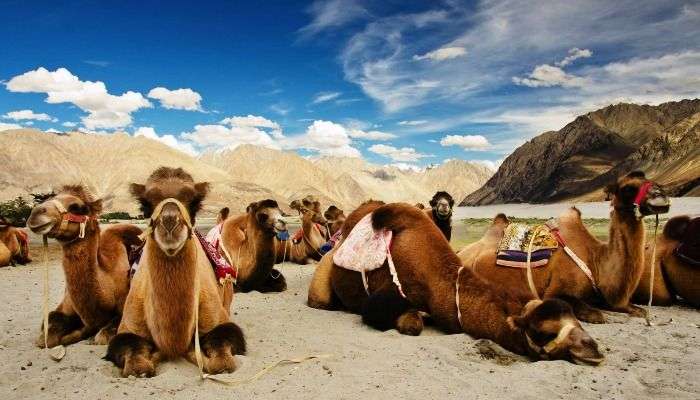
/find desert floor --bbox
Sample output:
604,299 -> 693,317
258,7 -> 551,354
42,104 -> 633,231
1,203 -> 699,399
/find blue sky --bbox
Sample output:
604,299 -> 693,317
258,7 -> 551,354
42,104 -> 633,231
1,0 -> 699,169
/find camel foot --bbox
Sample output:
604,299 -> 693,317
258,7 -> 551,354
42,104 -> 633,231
94,317 -> 120,345
259,269 -> 287,292
559,296 -> 606,324
396,310 -> 424,336
105,333 -> 157,378
197,322 -> 246,374
36,311 -> 84,348
361,290 -> 412,332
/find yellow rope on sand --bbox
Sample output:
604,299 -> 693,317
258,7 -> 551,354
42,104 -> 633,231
42,235 -> 65,361
646,214 -> 660,326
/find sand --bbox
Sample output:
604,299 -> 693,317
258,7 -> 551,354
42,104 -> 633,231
1,203 -> 699,399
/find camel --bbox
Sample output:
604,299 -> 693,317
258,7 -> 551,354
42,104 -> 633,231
26,185 -> 142,347
105,167 -> 245,377
217,199 -> 287,292
425,191 -> 454,241
323,205 -> 345,237
632,215 -> 700,307
457,171 -> 671,323
274,199 -> 327,265
308,201 -> 603,364
0,217 -> 31,267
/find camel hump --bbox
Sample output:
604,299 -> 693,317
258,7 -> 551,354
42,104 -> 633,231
105,224 -> 144,251
663,215 -> 691,241
371,203 -> 426,232
493,213 -> 509,225
218,207 -> 230,222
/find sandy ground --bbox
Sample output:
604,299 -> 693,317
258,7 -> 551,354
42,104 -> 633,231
1,200 -> 699,399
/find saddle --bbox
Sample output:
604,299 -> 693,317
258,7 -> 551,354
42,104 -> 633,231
675,217 -> 700,267
496,223 -> 559,268
333,213 -> 405,297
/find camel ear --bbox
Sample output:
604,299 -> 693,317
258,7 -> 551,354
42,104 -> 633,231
194,182 -> 210,199
506,316 -> 525,331
247,202 -> 258,214
626,170 -> 646,179
89,199 -> 104,215
604,183 -> 617,201
129,183 -> 146,201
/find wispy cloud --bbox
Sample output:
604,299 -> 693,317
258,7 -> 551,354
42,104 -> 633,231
83,60 -> 110,67
413,46 -> 466,61
312,91 -> 342,104
298,0 -> 369,38
369,143 -> 431,162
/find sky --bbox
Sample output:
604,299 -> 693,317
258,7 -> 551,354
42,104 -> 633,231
1,0 -> 699,170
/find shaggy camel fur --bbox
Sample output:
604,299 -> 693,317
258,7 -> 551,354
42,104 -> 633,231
425,191 -> 454,241
106,167 -> 245,377
219,199 -> 287,292
26,185 -> 142,347
0,218 -> 31,267
633,215 -> 700,307
274,200 -> 327,264
458,171 -> 671,323
308,201 -> 603,364
324,205 -> 346,237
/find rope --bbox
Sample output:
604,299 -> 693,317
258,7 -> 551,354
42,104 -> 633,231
42,235 -> 65,361
524,226 -> 542,300
646,214 -> 660,326
455,266 -> 464,327
201,354 -> 332,386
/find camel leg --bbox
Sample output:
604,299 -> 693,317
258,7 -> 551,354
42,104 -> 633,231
361,286 -> 422,335
186,322 -> 246,374
94,315 -> 121,345
105,332 -> 158,378
608,303 -> 647,318
308,254 -> 337,310
257,269 -> 287,292
36,310 -> 84,348
556,296 -> 606,324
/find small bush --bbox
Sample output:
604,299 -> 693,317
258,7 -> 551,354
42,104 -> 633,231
101,211 -> 133,221
0,197 -> 33,226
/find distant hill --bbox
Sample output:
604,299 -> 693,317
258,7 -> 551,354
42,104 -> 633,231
462,99 -> 700,206
0,129 -> 493,215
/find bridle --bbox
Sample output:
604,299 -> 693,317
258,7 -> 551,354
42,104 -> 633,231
524,322 -> 576,358
138,197 -> 193,242
613,181 -> 654,219
48,199 -> 93,241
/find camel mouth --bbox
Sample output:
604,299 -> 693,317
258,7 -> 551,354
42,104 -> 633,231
571,354 -> 605,366
643,197 -> 670,215
27,219 -> 55,235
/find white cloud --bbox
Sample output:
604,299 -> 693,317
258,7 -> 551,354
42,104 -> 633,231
469,159 -> 501,171
5,67 -> 151,129
2,109 -> 57,122
391,162 -> 423,172
369,143 -> 430,162
287,120 -> 361,158
134,127 -> 197,156
0,122 -> 22,131
182,119 -> 282,153
512,64 -> 588,88
269,103 -> 291,116
398,120 -> 428,126
147,87 -> 203,111
45,128 -> 62,133
556,47 -> 592,67
440,134 -> 490,150
62,121 -> 77,128
413,46 -> 467,61
299,0 -> 368,38
347,128 -> 396,140
312,91 -> 342,104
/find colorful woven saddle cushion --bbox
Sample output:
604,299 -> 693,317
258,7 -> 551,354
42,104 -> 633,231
333,213 -> 391,273
496,223 -> 559,268
675,216 -> 700,267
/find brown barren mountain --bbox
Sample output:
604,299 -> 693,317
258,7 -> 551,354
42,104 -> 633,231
462,99 -> 700,205
0,130 -> 492,215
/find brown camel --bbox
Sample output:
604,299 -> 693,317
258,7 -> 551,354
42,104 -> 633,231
633,215 -> 700,307
458,171 -> 670,323
0,217 -> 31,267
425,191 -> 454,241
26,185 -> 142,347
323,205 -> 346,237
218,199 -> 287,292
274,199 -> 327,264
308,201 -> 603,364
105,167 -> 245,377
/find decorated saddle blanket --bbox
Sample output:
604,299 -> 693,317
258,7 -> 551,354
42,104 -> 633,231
205,223 -> 223,248
496,223 -> 559,268
16,229 -> 30,258
675,216 -> 700,267
333,213 -> 405,297
128,230 -> 237,283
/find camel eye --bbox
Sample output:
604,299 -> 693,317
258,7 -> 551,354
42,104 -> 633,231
68,203 -> 87,214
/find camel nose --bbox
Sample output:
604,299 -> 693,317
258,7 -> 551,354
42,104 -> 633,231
160,206 -> 181,232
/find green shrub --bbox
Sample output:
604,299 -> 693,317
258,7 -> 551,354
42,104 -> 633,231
100,211 -> 133,221
0,197 -> 33,226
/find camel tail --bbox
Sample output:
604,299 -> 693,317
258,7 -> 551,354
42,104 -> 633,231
371,203 -> 424,232
663,215 -> 690,241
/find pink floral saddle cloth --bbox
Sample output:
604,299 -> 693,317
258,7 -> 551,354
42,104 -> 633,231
333,213 -> 405,297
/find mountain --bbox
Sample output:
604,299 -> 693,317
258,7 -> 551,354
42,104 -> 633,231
0,129 -> 493,215
462,99 -> 700,205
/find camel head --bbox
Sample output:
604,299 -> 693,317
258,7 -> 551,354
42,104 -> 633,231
324,205 -> 346,224
27,185 -> 102,241
248,199 -> 286,236
291,199 -> 326,225
605,171 -> 670,218
508,299 -> 604,365
301,196 -> 322,214
130,167 -> 209,257
429,191 -> 454,220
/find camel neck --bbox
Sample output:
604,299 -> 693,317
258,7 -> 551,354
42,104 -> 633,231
596,210 -> 646,307
60,223 -> 102,324
301,216 -> 324,249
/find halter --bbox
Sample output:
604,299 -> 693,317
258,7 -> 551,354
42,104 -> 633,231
633,181 -> 654,219
138,198 -> 193,242
524,322 -> 576,358
49,200 -> 92,240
